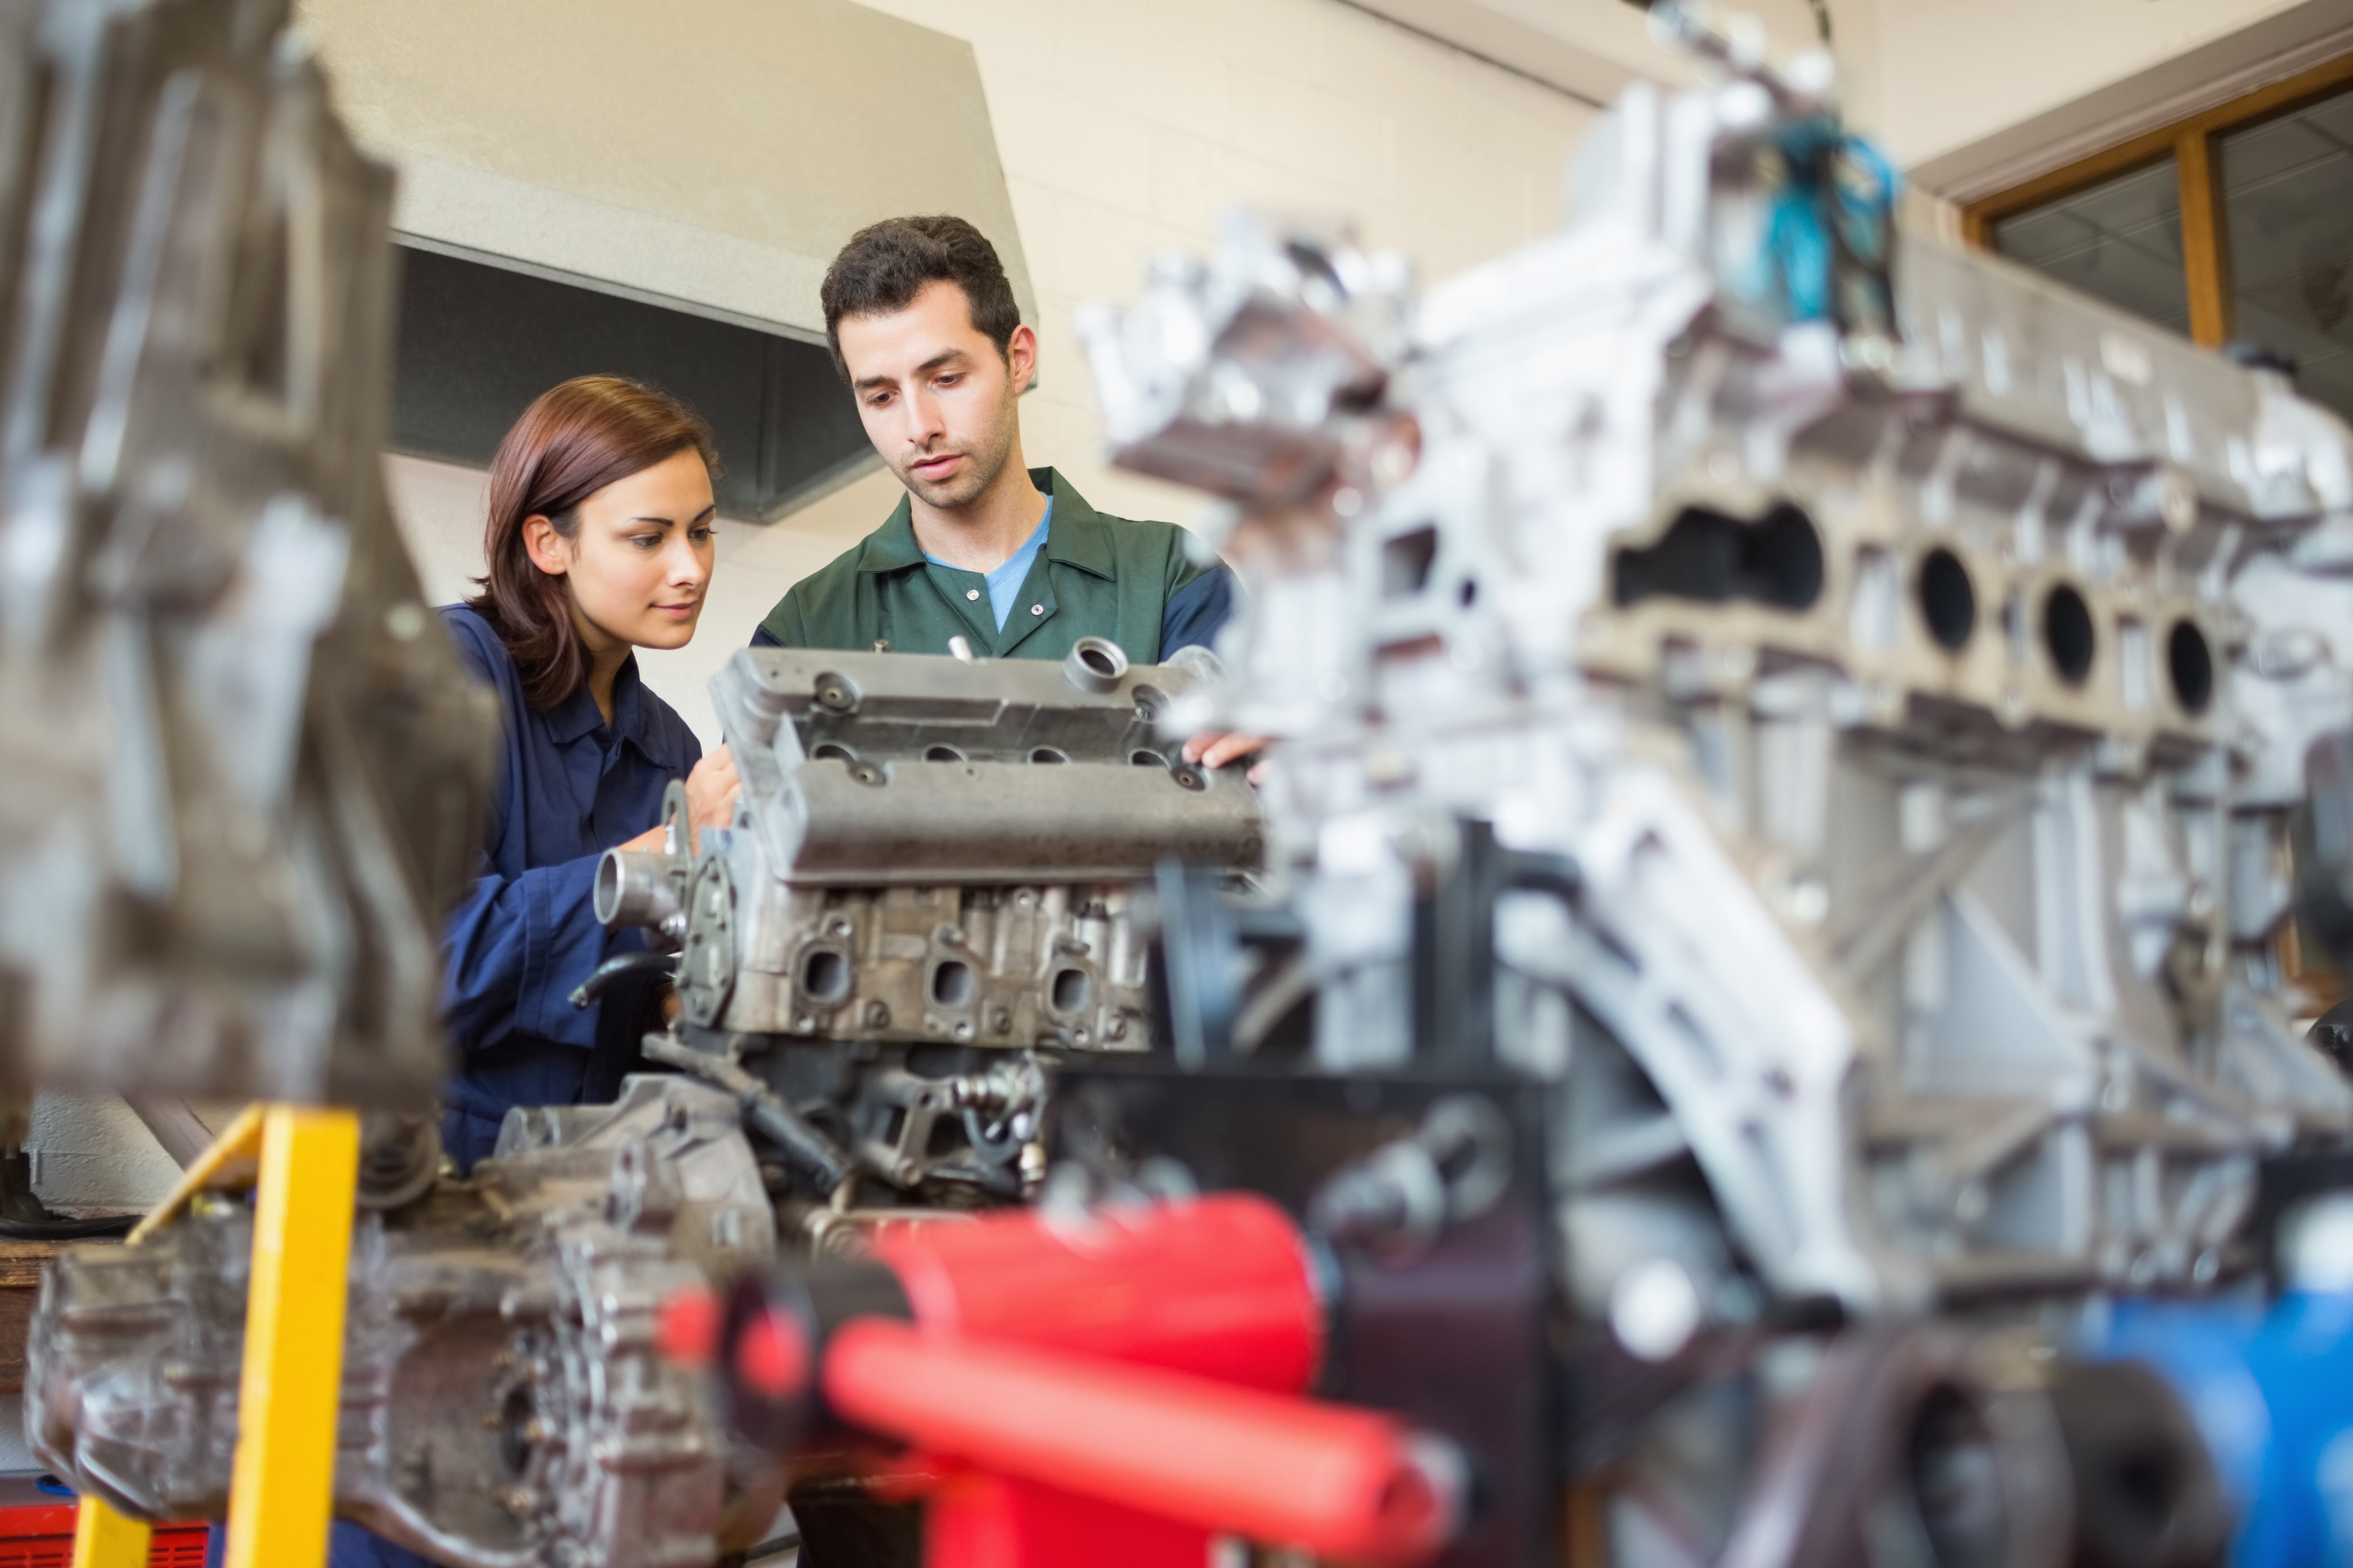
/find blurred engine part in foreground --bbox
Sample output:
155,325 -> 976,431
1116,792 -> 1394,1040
0,0 -> 493,1107
1072,1 -> 2353,1561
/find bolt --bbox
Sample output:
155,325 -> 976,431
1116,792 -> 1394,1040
865,1000 -> 891,1028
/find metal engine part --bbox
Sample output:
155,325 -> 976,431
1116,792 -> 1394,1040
1080,29 -> 2353,1320
654,643 -> 1262,1046
1074,8 -> 2353,1558
597,643 -> 1263,1207
29,1075 -> 784,1567
0,0 -> 496,1106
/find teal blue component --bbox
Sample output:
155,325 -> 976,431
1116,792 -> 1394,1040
1738,121 -> 1902,332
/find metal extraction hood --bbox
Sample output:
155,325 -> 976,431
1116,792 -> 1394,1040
296,0 -> 1036,518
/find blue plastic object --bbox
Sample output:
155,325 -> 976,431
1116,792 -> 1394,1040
2096,1291 -> 2353,1567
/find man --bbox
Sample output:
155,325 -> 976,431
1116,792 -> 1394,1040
753,215 -> 1257,770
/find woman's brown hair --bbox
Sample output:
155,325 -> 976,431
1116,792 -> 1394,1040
468,376 -> 719,711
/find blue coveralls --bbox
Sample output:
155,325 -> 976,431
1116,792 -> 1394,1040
433,604 -> 701,1170
321,604 -> 700,1568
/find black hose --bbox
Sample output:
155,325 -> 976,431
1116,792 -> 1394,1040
570,950 -> 676,1010
742,1096 -> 854,1193
640,1034 -> 854,1193
0,1212 -> 136,1239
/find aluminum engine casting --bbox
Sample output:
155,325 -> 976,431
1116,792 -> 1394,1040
594,642 -> 1263,1208
0,0 -> 496,1107
30,1075 -> 783,1568
1080,48 -> 2353,1320
1075,10 -> 2353,1561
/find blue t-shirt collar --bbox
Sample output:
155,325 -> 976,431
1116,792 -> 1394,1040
926,498 -> 1051,631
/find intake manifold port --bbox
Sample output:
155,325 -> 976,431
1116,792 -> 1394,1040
2043,584 -> 2096,687
1049,967 -> 1093,1015
1611,501 -> 1825,612
1064,635 -> 1129,694
1917,546 -> 1976,652
2167,619 -> 2214,715
799,948 -> 851,1005
930,959 -> 976,1009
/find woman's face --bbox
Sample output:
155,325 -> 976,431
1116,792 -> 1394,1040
524,448 -> 716,653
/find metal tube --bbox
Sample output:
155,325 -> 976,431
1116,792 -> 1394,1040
593,850 -> 683,931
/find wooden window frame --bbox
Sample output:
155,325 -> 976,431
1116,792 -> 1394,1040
1961,51 -> 2353,349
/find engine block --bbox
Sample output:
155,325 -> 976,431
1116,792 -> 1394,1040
591,642 -> 1262,1208
1078,24 -> 2353,1320
661,641 -> 1260,1048
0,0 -> 494,1106
30,1076 -> 781,1568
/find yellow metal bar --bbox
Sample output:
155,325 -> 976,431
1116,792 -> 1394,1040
222,1105 -> 360,1568
128,1102 -> 264,1244
69,1494 -> 151,1568
70,1106 -> 272,1562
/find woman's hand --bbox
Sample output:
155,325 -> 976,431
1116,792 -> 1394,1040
612,748 -> 741,856
685,746 -> 740,842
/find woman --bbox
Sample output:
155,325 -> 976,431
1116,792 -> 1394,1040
325,376 -> 741,1568
435,373 -> 738,1172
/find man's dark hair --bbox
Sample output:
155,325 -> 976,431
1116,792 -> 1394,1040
821,215 -> 1023,382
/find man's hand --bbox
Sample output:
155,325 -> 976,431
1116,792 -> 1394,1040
1183,731 -> 1271,784
685,745 -> 740,837
614,748 -> 742,856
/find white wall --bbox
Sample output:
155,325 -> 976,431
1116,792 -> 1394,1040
1862,0 -> 2337,173
1340,0 -> 2353,205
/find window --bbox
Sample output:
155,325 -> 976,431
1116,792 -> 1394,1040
1965,54 -> 2353,419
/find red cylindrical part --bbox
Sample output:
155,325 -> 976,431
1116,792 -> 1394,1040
822,1317 -> 1454,1567
866,1193 -> 1321,1392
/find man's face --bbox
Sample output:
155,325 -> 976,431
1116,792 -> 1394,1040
838,279 -> 1035,511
